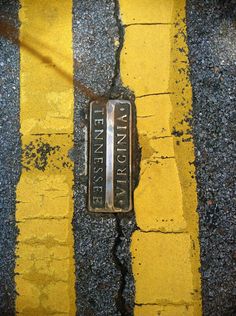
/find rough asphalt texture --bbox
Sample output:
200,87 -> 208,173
0,0 -> 20,315
0,1 -> 235,315
72,1 -> 135,315
187,1 -> 236,315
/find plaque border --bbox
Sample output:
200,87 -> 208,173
88,100 -> 132,213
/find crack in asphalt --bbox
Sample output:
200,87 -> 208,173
72,1 -> 137,314
113,215 -> 131,316
111,2 -> 131,315
109,0 -> 124,98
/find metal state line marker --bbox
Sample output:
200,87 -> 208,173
89,100 -> 132,213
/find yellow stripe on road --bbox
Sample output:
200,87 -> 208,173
16,1 -> 75,315
120,0 -> 202,315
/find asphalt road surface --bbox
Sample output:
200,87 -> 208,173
0,0 -> 235,315
187,1 -> 236,315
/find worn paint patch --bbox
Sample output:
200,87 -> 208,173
131,231 -> 195,304
119,0 -> 174,24
136,95 -> 173,138
21,134 -> 73,172
16,1 -> 75,315
121,25 -> 171,96
134,304 -> 194,316
135,158 -> 186,232
120,0 -> 202,314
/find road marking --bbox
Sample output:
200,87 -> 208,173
120,0 -> 202,315
135,304 -> 195,316
15,1 -> 75,315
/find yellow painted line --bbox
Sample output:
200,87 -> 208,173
120,0 -> 202,315
16,1 -> 75,315
135,304 -> 195,316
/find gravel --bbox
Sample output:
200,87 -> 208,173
187,1 -> 236,315
72,1 -> 135,315
0,0 -> 20,315
1,1 -> 235,315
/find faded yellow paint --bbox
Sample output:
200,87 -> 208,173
19,0 -> 73,135
131,232 -> 195,303
120,0 -> 202,315
16,1 -> 75,315
119,0 -> 174,24
135,158 -> 186,232
135,305 -> 194,316
136,95 -> 172,138
121,25 -> 171,96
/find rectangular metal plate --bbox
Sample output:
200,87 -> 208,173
89,100 -> 132,213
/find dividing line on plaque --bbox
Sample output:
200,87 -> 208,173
106,101 -> 115,210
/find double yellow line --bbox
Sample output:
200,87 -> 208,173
15,1 -> 202,315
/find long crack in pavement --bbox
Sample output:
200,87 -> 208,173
1,1 -> 235,315
72,1 -> 136,315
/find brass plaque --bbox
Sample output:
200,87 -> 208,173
89,100 -> 132,213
